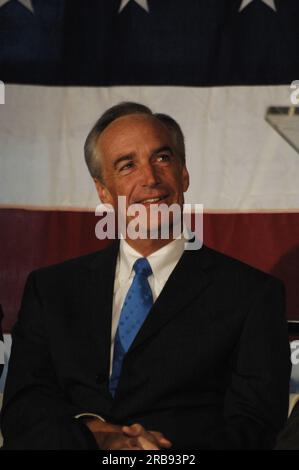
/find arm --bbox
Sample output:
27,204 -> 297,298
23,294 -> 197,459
209,277 -> 291,449
0,272 -> 172,450
1,272 -> 99,449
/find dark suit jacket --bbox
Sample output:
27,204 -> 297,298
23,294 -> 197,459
0,243 -> 291,449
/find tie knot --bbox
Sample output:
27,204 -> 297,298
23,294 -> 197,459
133,258 -> 152,277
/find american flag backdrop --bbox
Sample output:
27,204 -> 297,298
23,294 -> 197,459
0,0 -> 299,334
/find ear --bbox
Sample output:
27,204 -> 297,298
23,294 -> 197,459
182,165 -> 190,193
93,178 -> 113,204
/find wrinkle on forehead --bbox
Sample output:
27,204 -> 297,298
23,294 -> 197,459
97,113 -> 174,161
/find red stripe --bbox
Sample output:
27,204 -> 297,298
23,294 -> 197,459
0,208 -> 298,332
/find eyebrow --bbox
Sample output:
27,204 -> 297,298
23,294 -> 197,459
113,146 -> 174,170
152,145 -> 174,157
113,154 -> 134,169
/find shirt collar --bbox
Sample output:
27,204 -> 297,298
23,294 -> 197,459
118,234 -> 187,285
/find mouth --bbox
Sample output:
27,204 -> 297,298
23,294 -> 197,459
135,194 -> 169,204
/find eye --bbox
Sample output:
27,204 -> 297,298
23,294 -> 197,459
157,154 -> 171,162
119,162 -> 134,172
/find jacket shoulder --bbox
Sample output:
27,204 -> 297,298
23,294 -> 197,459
201,244 -> 284,289
29,242 -> 118,283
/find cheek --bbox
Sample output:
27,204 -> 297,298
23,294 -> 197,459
169,171 -> 186,190
107,179 -> 136,205
114,182 -> 133,198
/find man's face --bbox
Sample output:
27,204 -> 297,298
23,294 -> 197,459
94,114 -> 189,235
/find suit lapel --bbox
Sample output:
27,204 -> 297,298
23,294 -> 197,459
128,245 -> 213,353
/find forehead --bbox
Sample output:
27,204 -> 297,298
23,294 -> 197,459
97,114 -> 173,156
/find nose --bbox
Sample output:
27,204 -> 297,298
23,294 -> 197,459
140,162 -> 160,187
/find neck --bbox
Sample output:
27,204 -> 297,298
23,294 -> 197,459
124,237 -> 177,257
121,218 -> 185,256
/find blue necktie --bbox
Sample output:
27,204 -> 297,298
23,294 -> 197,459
109,258 -> 153,396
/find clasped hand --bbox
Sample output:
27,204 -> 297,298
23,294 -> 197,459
84,418 -> 172,450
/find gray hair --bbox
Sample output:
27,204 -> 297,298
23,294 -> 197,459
84,102 -> 186,183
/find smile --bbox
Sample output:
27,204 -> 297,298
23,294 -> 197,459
136,194 -> 169,204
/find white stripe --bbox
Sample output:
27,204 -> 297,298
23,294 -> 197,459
0,85 -> 298,211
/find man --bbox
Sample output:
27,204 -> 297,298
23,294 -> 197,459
0,102 -> 291,449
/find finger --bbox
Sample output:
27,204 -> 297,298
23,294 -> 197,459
149,431 -> 172,447
136,436 -> 160,451
122,426 -> 138,436
122,423 -> 144,436
129,436 -> 143,449
107,436 -> 143,451
123,426 -> 170,448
